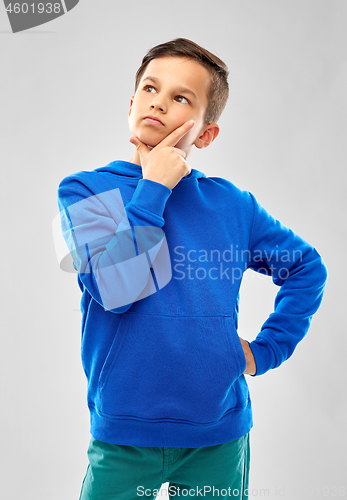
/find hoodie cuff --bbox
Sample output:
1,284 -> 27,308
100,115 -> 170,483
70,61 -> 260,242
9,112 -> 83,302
126,178 -> 172,227
248,337 -> 278,377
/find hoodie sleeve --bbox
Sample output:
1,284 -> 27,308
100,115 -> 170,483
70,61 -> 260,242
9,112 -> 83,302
246,192 -> 328,376
57,174 -> 172,313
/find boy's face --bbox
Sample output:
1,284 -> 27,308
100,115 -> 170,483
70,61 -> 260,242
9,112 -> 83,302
128,56 -> 219,157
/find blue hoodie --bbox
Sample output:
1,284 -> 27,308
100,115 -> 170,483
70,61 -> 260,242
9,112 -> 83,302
57,160 -> 327,447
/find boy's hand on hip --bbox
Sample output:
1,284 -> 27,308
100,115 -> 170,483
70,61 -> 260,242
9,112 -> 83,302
129,120 -> 195,190
239,337 -> 257,375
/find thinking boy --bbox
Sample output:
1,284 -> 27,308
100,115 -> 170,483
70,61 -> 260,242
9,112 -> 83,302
57,38 -> 327,499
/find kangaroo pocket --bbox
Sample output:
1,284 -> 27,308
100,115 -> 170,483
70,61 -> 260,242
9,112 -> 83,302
97,313 -> 247,424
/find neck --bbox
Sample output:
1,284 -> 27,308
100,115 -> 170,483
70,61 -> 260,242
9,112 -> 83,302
129,145 -> 153,166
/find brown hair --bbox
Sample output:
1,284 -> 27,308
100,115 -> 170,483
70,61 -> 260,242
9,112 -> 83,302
134,38 -> 229,124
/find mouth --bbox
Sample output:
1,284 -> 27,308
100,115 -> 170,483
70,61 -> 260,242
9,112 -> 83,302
143,116 -> 165,126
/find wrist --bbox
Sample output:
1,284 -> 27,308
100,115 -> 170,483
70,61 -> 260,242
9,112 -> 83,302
240,338 -> 257,376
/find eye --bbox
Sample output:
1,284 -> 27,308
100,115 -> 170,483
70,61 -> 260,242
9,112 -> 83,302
175,95 -> 190,104
143,85 -> 157,93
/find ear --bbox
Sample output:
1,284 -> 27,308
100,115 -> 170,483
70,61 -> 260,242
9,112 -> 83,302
128,97 -> 134,119
194,124 -> 220,149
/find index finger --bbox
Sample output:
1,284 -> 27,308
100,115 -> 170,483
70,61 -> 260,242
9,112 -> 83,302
159,120 -> 195,148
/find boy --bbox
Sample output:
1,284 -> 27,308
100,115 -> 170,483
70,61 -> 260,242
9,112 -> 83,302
57,38 -> 327,499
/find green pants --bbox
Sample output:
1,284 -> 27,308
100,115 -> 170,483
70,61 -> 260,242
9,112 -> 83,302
79,433 -> 250,500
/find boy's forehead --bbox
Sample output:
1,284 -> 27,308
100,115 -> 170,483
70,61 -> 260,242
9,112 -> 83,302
141,56 -> 211,101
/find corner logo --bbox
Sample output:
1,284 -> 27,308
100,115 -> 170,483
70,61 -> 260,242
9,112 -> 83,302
3,0 -> 79,33
52,188 -> 172,311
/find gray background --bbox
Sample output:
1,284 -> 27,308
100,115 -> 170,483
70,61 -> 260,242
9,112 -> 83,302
1,1 -> 346,499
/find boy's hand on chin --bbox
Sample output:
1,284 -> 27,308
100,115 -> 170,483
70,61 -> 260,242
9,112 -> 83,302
239,337 -> 257,375
129,120 -> 195,190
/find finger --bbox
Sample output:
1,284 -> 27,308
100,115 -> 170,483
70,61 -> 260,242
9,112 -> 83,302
175,156 -> 191,176
183,165 -> 192,176
160,120 -> 195,148
129,137 -> 151,158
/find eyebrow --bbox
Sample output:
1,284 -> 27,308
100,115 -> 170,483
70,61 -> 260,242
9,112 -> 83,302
142,76 -> 197,100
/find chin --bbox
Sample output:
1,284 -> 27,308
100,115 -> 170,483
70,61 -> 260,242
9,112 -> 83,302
138,134 -> 162,148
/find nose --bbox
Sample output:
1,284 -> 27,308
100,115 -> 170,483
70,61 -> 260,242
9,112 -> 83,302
150,96 -> 166,113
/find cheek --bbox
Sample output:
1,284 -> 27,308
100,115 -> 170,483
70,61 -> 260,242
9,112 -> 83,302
129,98 -> 141,119
128,109 -> 141,133
128,112 -> 136,131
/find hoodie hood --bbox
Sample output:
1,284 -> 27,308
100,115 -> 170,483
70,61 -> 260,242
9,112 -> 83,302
95,160 -> 206,183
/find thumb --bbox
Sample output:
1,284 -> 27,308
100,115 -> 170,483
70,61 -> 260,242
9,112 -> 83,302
129,136 -> 150,158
